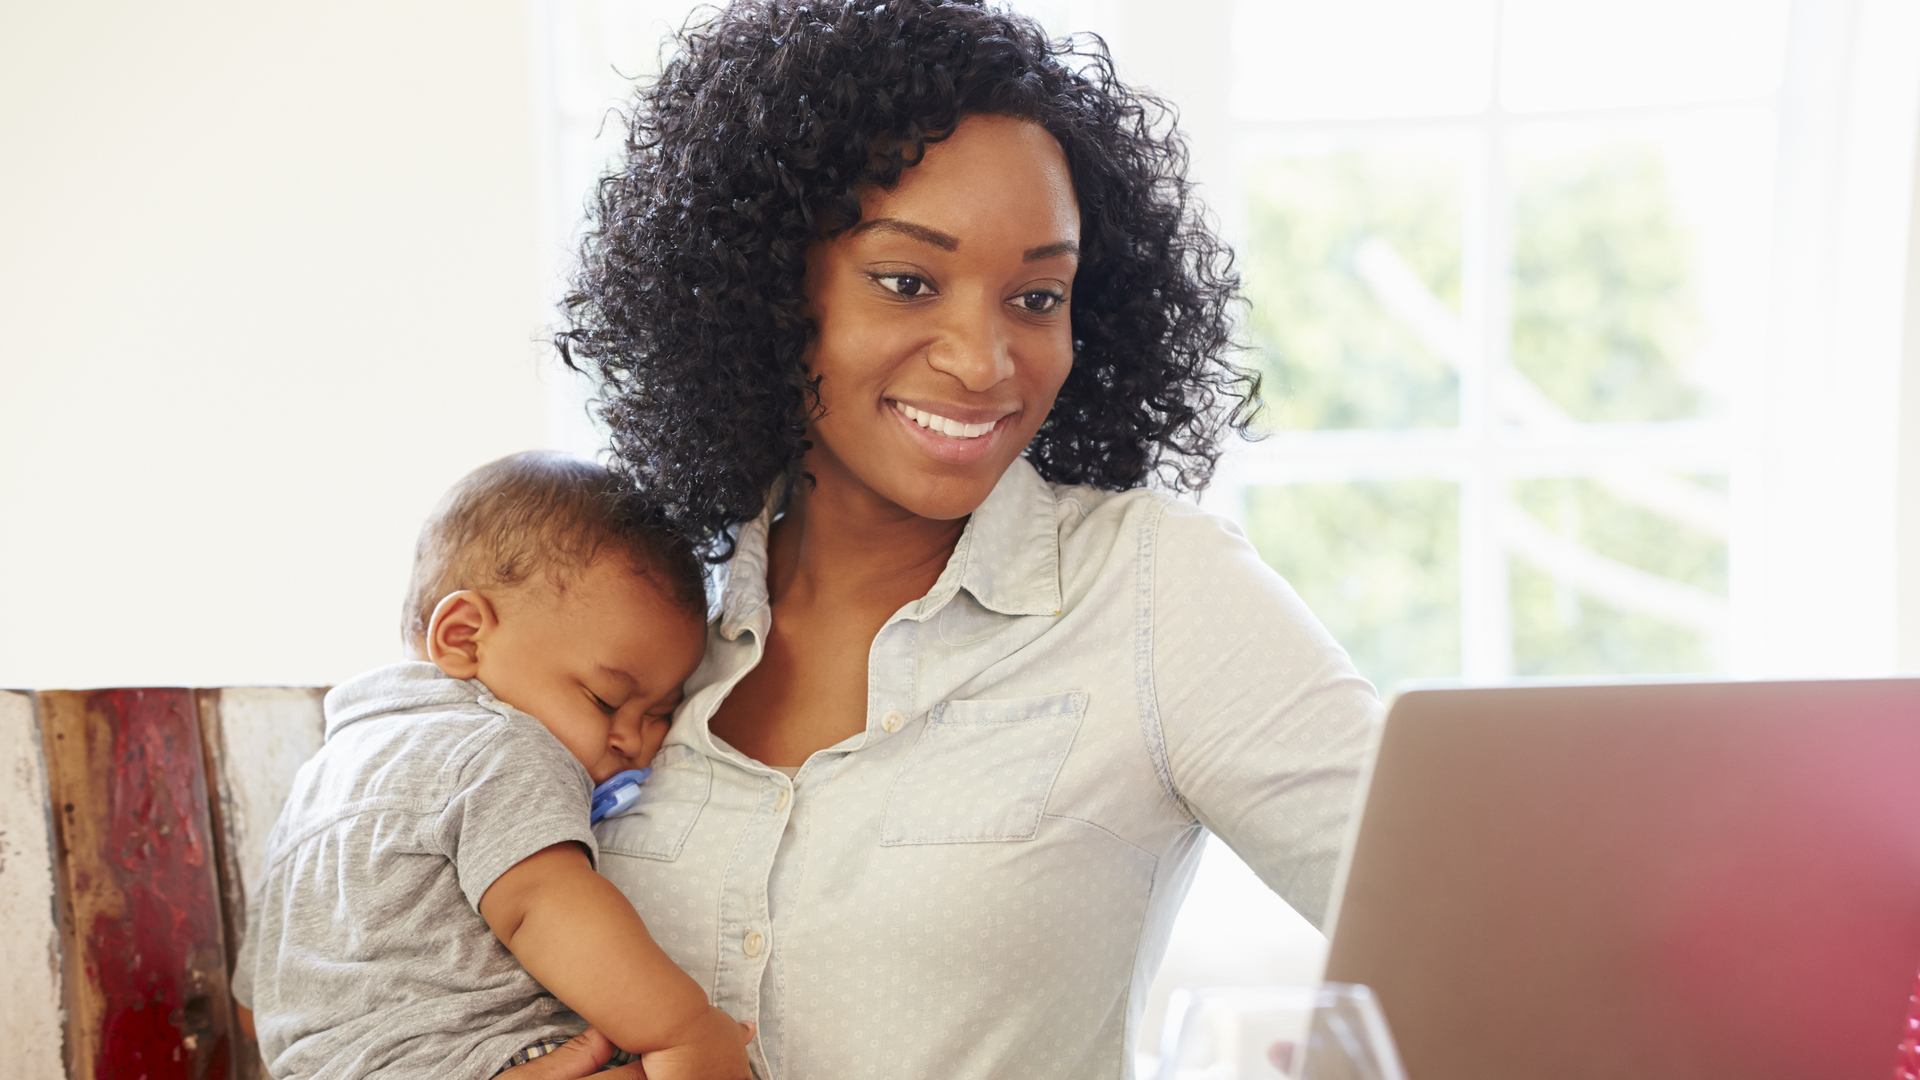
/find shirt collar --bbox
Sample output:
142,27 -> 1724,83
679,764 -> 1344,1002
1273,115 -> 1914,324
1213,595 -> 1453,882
715,456 -> 1063,637
322,660 -> 481,738
716,499 -> 774,640
914,456 -> 1062,618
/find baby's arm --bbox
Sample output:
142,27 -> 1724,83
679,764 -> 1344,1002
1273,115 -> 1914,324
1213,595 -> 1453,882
479,842 -> 751,1079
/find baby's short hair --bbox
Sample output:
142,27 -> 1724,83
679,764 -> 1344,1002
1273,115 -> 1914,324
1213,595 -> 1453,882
402,451 -> 706,649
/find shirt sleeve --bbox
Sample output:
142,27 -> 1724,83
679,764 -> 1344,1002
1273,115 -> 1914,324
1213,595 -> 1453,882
434,716 -> 600,913
1149,499 -> 1383,930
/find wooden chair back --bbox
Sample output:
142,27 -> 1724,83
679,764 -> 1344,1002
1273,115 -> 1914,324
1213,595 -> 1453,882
1,686 -> 326,1080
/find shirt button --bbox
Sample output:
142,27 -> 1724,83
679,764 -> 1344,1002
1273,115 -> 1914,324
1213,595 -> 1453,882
775,787 -> 790,811
881,709 -> 905,733
743,931 -> 765,958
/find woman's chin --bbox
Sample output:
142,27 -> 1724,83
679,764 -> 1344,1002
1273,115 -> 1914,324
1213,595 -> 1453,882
889,476 -> 1002,522
855,459 -> 1015,522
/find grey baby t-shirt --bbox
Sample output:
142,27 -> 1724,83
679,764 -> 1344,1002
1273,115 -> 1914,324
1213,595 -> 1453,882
232,661 -> 598,1080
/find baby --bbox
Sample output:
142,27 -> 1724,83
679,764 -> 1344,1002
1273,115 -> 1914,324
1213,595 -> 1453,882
231,451 -> 750,1079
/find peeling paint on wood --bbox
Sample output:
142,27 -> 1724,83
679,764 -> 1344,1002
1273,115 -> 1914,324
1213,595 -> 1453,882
0,689 -> 67,1080
40,689 -> 233,1080
197,687 -> 326,1080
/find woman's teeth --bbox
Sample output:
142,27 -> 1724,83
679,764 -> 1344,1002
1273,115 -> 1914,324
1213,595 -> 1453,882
894,402 -> 995,439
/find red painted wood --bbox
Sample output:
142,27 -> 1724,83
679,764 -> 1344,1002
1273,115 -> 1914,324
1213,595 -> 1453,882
41,688 -> 233,1080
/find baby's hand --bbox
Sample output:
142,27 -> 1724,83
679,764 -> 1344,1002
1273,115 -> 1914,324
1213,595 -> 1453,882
640,1006 -> 755,1080
497,1028 -> 645,1080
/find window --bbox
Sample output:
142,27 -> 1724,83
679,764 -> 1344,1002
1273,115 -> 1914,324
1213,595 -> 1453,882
1206,0 -> 1784,690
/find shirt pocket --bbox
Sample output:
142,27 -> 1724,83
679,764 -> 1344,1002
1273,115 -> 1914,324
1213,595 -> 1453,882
880,691 -> 1088,845
595,744 -> 711,861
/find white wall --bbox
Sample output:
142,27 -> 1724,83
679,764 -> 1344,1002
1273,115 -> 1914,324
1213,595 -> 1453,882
0,0 -> 562,688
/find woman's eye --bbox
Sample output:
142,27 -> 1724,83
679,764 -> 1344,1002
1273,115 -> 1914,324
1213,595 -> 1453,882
875,274 -> 933,298
1016,290 -> 1063,314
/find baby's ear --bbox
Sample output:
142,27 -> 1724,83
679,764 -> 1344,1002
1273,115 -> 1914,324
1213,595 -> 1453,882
426,591 -> 494,679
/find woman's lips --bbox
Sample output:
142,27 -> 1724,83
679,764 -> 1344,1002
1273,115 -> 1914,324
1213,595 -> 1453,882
887,399 -> 1012,464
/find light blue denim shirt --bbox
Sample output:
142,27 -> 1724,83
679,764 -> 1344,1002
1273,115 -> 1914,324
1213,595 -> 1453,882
594,458 -> 1380,1080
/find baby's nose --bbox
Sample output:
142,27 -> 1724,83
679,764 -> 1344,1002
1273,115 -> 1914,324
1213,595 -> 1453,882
607,717 -> 645,756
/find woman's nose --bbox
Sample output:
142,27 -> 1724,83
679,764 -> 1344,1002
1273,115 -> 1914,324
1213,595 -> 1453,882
925,297 -> 1015,392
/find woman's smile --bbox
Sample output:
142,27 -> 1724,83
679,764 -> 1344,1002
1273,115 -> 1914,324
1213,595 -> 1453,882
885,398 -> 1016,464
890,400 -> 1002,439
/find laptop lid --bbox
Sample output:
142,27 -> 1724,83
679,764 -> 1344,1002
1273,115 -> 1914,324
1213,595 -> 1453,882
1323,679 -> 1920,1080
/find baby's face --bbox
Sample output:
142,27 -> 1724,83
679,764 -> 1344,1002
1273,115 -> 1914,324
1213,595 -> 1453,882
475,555 -> 706,784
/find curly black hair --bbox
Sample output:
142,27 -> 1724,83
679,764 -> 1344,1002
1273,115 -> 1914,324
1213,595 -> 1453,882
557,0 -> 1259,555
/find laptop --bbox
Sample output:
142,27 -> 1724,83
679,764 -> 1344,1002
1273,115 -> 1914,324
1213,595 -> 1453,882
1321,678 -> 1920,1080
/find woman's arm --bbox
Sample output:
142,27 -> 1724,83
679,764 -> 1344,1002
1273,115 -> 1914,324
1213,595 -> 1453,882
479,842 -> 752,1079
1148,501 -> 1383,929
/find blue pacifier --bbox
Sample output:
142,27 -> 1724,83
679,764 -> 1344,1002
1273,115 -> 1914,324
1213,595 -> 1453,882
589,768 -> 653,825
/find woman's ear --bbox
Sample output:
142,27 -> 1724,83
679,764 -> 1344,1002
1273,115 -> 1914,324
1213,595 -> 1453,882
426,590 -> 495,679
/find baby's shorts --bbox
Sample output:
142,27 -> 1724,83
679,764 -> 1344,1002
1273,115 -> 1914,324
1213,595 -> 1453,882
497,1035 -> 638,1075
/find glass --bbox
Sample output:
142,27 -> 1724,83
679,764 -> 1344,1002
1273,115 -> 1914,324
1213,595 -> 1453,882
1156,983 -> 1409,1080
1242,147 -> 1464,431
1506,113 -> 1775,427
1508,475 -> 1727,675
1508,134 -> 1705,424
1242,481 -> 1460,694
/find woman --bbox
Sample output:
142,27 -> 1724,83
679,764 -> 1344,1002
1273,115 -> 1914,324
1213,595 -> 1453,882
551,2 -> 1379,1076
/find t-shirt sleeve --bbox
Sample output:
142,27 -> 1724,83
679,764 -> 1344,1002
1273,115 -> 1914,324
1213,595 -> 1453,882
1150,500 -> 1384,931
435,718 -> 599,912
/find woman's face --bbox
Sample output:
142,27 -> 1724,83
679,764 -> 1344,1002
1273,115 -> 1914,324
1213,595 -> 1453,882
801,113 -> 1080,522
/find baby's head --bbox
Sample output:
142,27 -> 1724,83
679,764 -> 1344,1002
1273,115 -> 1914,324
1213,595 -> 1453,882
404,451 -> 707,783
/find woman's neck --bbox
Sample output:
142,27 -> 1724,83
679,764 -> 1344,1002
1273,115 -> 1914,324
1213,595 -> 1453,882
767,460 -> 969,617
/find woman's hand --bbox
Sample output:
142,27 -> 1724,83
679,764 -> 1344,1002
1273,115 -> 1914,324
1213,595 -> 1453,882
495,1028 -> 647,1080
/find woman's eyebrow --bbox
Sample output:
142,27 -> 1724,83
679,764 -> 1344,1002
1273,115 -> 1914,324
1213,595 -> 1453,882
850,217 -> 959,251
1023,240 -> 1078,262
850,218 -> 1076,262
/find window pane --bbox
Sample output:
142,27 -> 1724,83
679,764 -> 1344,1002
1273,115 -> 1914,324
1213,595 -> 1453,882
1232,0 -> 1498,121
1508,476 -> 1727,675
1243,481 -> 1461,692
1501,0 -> 1789,113
1244,147 -> 1464,431
1509,131 -> 1706,424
